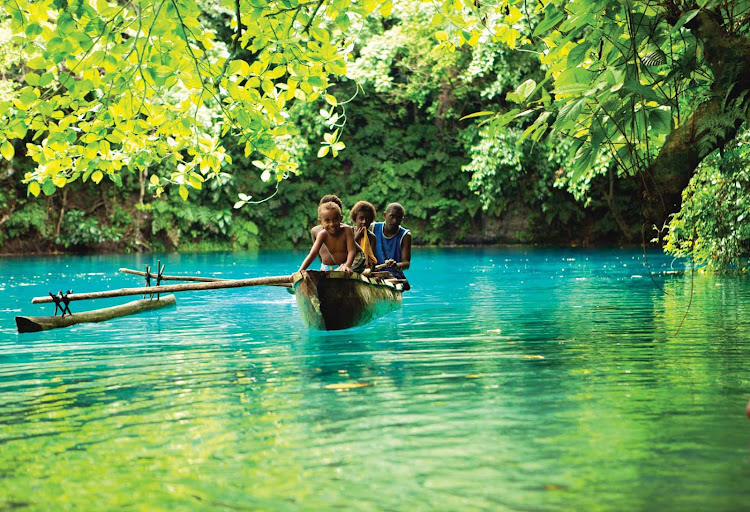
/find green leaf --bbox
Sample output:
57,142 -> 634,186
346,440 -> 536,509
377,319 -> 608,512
24,23 -> 43,38
16,87 -> 39,108
553,68 -> 590,96
621,80 -> 664,104
649,108 -> 672,133
671,9 -> 699,34
570,145 -> 594,180
42,180 -> 56,196
227,59 -> 251,76
516,79 -> 537,102
553,83 -> 590,96
567,41 -> 591,67
28,181 -> 41,197
533,11 -> 565,37
0,140 -> 14,160
460,111 -> 495,121
555,97 -> 587,129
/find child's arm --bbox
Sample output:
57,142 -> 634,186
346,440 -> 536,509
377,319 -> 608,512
299,231 -> 326,271
398,232 -> 412,271
339,226 -> 357,274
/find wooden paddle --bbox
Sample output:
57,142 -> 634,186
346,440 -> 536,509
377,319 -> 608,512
31,274 -> 294,304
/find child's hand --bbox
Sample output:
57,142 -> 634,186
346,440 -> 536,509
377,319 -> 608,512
385,258 -> 397,268
340,264 -> 353,275
353,226 -> 364,241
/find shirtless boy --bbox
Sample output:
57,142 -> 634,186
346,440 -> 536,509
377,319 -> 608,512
299,201 -> 358,274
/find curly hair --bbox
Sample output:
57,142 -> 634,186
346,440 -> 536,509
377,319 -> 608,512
318,201 -> 342,219
349,200 -> 376,224
319,194 -> 343,210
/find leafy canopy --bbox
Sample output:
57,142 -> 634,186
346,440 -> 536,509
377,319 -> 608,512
0,0 -> 393,198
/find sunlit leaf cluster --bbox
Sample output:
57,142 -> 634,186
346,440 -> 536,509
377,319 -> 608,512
0,0 -> 387,198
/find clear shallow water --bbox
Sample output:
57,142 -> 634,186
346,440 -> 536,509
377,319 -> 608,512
1,248 -> 748,511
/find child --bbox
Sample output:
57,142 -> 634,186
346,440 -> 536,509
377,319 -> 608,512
372,202 -> 411,280
311,194 -> 347,241
350,200 -> 378,270
299,201 -> 364,274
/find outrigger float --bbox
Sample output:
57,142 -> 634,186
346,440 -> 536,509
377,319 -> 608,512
15,262 -> 408,333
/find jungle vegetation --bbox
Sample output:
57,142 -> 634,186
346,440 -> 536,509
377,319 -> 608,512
0,0 -> 747,270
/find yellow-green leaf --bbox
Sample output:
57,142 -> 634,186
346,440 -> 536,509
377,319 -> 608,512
324,94 -> 338,106
460,111 -> 495,121
188,174 -> 203,189
91,170 -> 104,183
28,181 -> 41,197
0,140 -> 14,160
179,185 -> 189,201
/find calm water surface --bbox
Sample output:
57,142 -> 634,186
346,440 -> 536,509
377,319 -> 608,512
0,248 -> 748,511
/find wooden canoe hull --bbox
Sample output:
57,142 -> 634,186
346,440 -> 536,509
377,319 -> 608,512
292,271 -> 403,330
15,295 -> 177,333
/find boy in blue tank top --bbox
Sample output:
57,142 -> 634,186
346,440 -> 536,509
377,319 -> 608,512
373,202 -> 412,280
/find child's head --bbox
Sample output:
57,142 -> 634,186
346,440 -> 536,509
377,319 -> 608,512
384,202 -> 405,229
350,201 -> 376,229
319,194 -> 343,211
318,201 -> 343,232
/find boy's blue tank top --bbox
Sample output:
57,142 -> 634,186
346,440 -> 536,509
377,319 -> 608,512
373,222 -> 410,265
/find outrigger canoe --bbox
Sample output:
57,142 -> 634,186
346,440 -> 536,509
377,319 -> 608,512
292,270 -> 406,330
15,266 -> 407,333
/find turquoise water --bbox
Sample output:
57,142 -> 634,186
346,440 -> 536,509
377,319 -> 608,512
1,248 -> 749,511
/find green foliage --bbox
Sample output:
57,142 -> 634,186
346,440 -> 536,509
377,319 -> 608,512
3,201 -> 50,240
54,209 -> 122,250
0,0 -> 746,267
229,219 -> 260,251
0,0 -> 385,198
151,196 -> 230,249
463,128 -> 524,215
663,139 -> 750,271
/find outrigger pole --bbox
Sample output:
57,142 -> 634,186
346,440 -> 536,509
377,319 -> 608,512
30,275 -> 294,304
118,268 -> 292,287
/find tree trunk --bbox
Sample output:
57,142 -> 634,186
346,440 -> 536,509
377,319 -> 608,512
640,7 -> 750,229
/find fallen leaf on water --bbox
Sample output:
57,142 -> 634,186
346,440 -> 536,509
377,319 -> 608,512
324,382 -> 372,391
522,355 -> 544,359
486,328 -> 502,333
465,374 -> 484,379
545,484 -> 567,491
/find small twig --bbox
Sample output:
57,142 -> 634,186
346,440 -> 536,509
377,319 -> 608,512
641,222 -> 671,296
